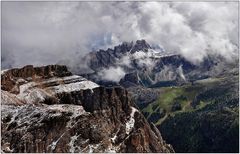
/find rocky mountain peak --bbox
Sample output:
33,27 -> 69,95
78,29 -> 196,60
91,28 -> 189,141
83,40 -> 156,72
131,39 -> 152,53
1,65 -> 174,153
114,39 -> 152,54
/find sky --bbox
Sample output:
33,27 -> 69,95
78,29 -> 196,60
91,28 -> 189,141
1,1 -> 239,69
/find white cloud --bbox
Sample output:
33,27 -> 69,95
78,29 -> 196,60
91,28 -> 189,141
97,66 -> 126,82
2,2 -> 238,68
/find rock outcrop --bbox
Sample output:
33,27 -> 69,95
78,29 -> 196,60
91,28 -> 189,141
1,65 -> 72,93
1,65 -> 174,153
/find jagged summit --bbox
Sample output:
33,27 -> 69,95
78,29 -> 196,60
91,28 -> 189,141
130,39 -> 152,52
104,39 -> 152,55
74,40 -> 194,87
1,64 -> 174,153
74,39 -> 229,89
84,39 -> 177,72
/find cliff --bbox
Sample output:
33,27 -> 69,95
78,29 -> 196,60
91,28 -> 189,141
1,65 -> 174,153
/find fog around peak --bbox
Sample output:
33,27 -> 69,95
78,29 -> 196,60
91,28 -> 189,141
1,2 -> 238,69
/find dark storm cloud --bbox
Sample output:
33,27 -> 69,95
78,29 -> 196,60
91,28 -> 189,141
1,1 -> 238,69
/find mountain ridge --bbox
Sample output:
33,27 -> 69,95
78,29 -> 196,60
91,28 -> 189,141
1,64 -> 174,153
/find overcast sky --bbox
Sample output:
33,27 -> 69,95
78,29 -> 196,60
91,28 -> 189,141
1,1 -> 238,69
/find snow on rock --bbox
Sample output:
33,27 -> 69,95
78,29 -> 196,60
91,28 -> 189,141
87,144 -> 100,153
47,80 -> 99,93
14,75 -> 99,104
17,84 -> 51,104
21,89 -> 50,104
43,75 -> 85,85
62,105 -> 90,128
22,75 -> 100,94
16,78 -> 27,84
1,104 -> 27,126
130,50 -> 176,60
105,144 -> 117,153
111,128 -> 120,144
48,133 -> 65,151
18,82 -> 37,93
2,106 -> 21,124
111,134 -> 118,144
125,107 -> 138,135
17,82 -> 40,104
48,104 -> 88,116
1,69 -> 9,75
68,134 -> 80,153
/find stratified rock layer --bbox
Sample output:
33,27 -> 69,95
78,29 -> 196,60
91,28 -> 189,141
1,65 -> 174,153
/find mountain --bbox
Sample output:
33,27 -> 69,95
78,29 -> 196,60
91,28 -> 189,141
1,65 -> 174,153
2,40 -> 238,153
73,40 -> 190,86
69,39 -> 237,89
68,39 -> 238,109
68,40 -> 239,153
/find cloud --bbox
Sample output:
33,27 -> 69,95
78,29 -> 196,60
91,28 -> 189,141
96,49 -> 159,82
138,2 -> 238,64
2,2 -> 238,69
97,66 -> 125,82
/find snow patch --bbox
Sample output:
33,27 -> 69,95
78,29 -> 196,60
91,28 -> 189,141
105,140 -> 119,153
87,144 -> 100,153
17,82 -> 43,104
43,75 -> 86,84
25,89 -> 48,103
111,134 -> 117,144
17,86 -> 50,104
16,78 -> 27,84
131,50 -> 176,59
111,128 -> 120,144
125,107 -> 138,135
15,75 -> 99,104
47,80 -> 99,93
48,133 -> 65,151
48,104 -> 88,118
64,105 -> 89,128
1,69 -> 9,74
68,134 -> 79,153
105,145 -> 117,153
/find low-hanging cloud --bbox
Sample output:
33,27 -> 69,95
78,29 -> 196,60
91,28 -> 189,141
2,1 -> 238,69
97,50 -> 158,82
98,66 -> 126,82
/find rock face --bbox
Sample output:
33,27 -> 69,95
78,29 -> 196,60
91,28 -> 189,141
70,39 -> 231,89
1,65 -> 174,153
85,40 -> 152,71
119,72 -> 141,88
1,65 -> 72,93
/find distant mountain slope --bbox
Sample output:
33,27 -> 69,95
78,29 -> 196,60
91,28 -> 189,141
142,75 -> 239,153
159,79 -> 239,152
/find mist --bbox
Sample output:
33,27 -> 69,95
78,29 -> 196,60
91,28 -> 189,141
1,2 -> 238,69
